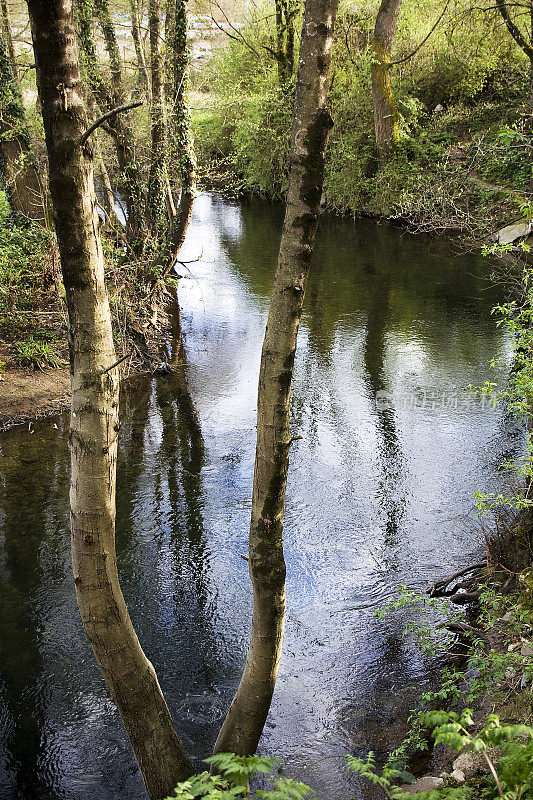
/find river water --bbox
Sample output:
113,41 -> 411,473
0,194 -> 521,800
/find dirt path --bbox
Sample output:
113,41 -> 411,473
0,368 -> 71,431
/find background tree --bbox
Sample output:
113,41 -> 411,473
154,0 -> 197,275
0,28 -> 44,219
130,0 -> 152,102
1,0 -> 17,77
148,0 -> 170,229
371,0 -> 401,160
496,0 -> 533,109
274,0 -> 299,85
77,0 -> 147,248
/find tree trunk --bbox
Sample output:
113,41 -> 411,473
214,0 -> 339,756
130,0 -> 152,102
154,0 -> 196,276
1,0 -> 17,78
148,0 -> 167,230
26,3 -> 193,797
77,0 -> 146,248
371,0 -> 401,161
94,133 -> 121,228
0,31 -> 45,220
275,0 -> 298,86
95,0 -> 124,101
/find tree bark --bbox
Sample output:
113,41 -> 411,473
214,0 -> 339,756
0,30 -> 45,220
148,0 -> 168,229
154,0 -> 196,276
77,0 -> 146,248
130,0 -> 152,102
26,2 -> 193,797
371,0 -> 401,161
275,0 -> 298,85
1,0 -> 17,78
95,0 -> 124,101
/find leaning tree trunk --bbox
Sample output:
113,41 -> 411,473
26,3 -> 193,797
371,0 -> 401,161
0,31 -> 45,220
214,0 -> 339,756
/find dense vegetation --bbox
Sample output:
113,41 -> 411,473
191,0 -> 533,235
0,1 -> 532,799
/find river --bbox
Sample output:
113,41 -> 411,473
0,194 -> 520,800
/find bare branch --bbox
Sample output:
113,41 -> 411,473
80,101 -> 143,146
390,0 -> 450,66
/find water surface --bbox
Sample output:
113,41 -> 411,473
0,195 -> 520,799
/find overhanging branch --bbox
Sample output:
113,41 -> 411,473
80,100 -> 143,146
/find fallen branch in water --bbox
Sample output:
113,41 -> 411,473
428,562 -> 485,598
438,621 -> 491,645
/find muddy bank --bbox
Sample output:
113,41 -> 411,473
0,367 -> 71,431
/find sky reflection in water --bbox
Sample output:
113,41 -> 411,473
0,194 -> 521,800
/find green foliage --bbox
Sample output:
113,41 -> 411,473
374,585 -> 465,655
369,580 -> 533,796
471,262 -> 533,516
348,708 -> 533,799
230,88 -> 293,196
351,710 -> 533,798
346,751 -> 417,797
164,754 -> 315,800
13,336 -> 64,370
192,0 -> 531,230
0,201 -> 56,315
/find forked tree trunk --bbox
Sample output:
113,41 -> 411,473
214,0 -> 339,756
26,3 -> 193,797
371,0 -> 401,161
0,32 -> 45,220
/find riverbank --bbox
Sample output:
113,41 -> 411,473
190,6 -> 533,242
403,558 -> 533,797
0,189 -> 184,430
0,367 -> 70,431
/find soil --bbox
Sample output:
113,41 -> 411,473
0,367 -> 71,431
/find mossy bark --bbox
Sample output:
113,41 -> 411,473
147,0 -> 168,231
1,0 -> 17,78
213,0 -> 339,756
153,0 -> 197,276
26,2 -> 193,797
275,0 -> 299,86
371,0 -> 401,161
77,0 -> 146,248
0,31 -> 45,220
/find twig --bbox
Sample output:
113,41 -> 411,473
390,0 -> 450,65
483,751 -> 504,798
80,101 -> 143,146
99,349 -> 133,375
